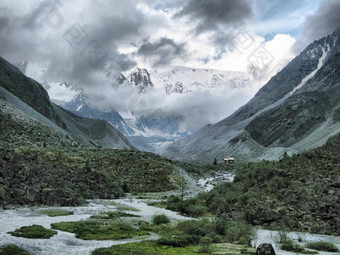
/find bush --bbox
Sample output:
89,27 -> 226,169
157,234 -> 199,247
214,215 -> 254,245
176,219 -> 214,237
206,232 -> 222,243
305,241 -> 339,252
185,204 -> 207,217
178,199 -> 208,217
281,238 -> 304,252
152,214 -> 170,225
197,236 -> 213,253
223,220 -> 254,245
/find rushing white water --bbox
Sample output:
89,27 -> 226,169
1,198 -> 340,255
198,173 -> 235,192
0,201 -> 159,255
113,199 -> 192,222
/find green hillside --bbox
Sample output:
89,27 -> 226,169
176,134 -> 340,235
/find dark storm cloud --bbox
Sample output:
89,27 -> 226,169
0,1 -> 143,87
297,0 -> 340,51
210,31 -> 236,50
0,12 -> 9,31
174,0 -> 253,34
22,1 -> 51,29
137,38 -> 186,66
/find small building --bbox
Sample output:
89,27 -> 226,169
223,157 -> 235,164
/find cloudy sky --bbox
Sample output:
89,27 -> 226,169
0,0 -> 339,129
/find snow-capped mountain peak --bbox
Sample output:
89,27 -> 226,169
150,66 -> 250,94
128,67 -> 154,92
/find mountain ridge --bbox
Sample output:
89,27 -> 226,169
0,56 -> 133,150
161,28 -> 340,163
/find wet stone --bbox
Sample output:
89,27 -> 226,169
256,243 -> 275,255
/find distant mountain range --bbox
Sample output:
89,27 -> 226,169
28,65 -> 250,151
162,28 -> 340,163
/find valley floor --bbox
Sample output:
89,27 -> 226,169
1,197 -> 339,255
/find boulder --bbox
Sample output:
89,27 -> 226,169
256,243 -> 276,255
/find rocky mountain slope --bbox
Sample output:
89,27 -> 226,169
0,56 -> 207,207
0,56 -> 133,150
63,93 -> 136,136
162,28 -> 340,163
128,67 -> 154,92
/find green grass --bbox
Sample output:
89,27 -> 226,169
8,225 -> 57,239
51,220 -> 149,240
91,241 -> 255,255
305,241 -> 339,252
90,211 -> 139,219
212,243 -> 256,255
147,201 -> 168,209
41,209 -> 74,217
280,238 -> 318,254
0,245 -> 31,255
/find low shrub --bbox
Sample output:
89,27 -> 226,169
214,215 -> 254,245
157,234 -> 199,247
281,238 -> 304,252
152,214 -> 170,225
176,219 -> 214,237
184,204 -> 207,217
206,232 -> 222,243
197,236 -> 213,253
305,241 -> 339,252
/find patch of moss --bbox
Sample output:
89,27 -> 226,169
8,225 -> 57,239
91,241 -> 255,255
41,209 -> 74,217
51,220 -> 149,240
90,211 -> 139,219
110,202 -> 140,212
91,241 -> 208,255
0,245 -> 31,255
305,241 -> 339,252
